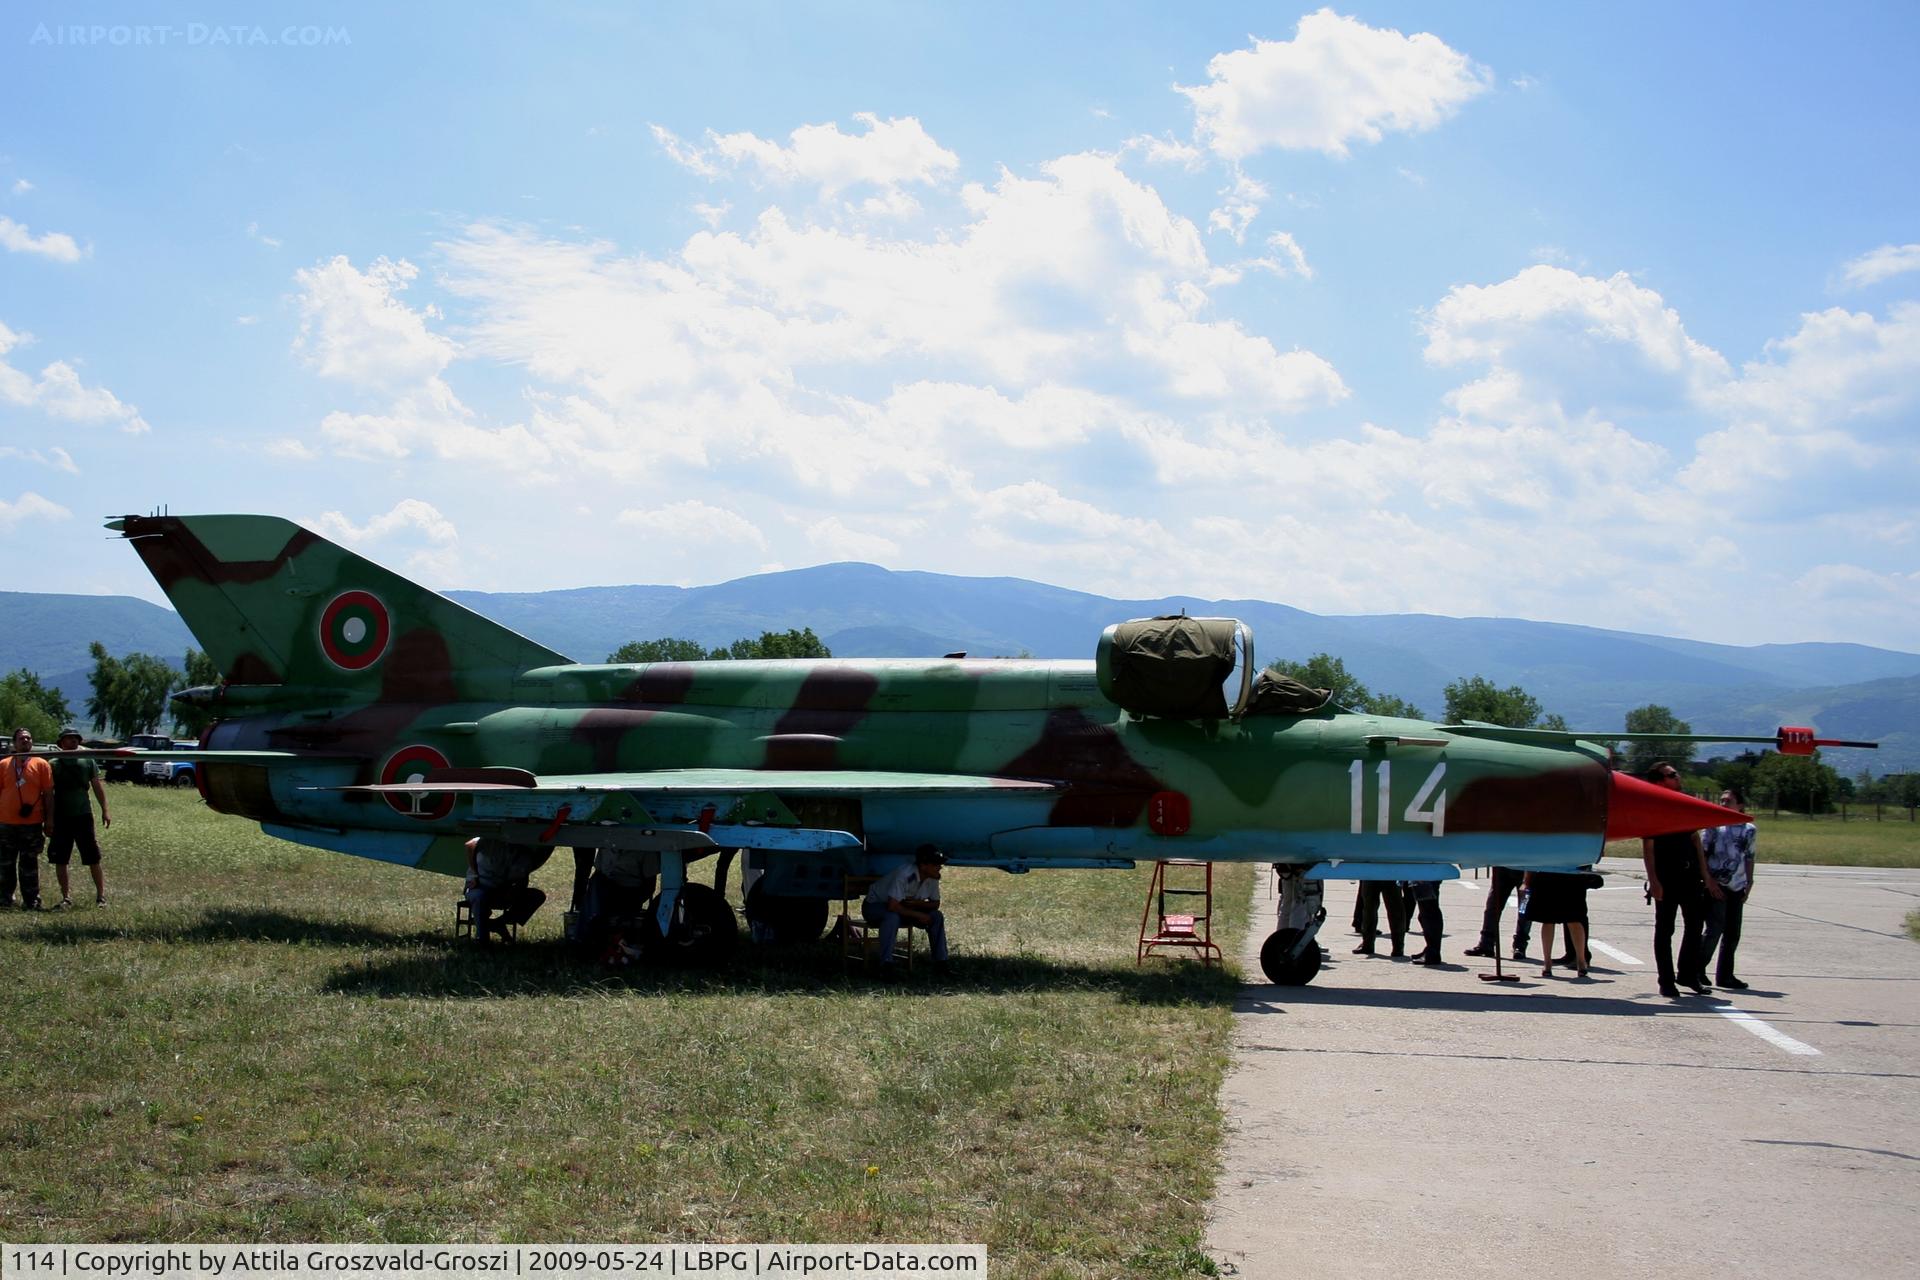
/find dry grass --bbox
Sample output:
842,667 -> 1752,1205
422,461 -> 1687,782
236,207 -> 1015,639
0,785 -> 1249,1277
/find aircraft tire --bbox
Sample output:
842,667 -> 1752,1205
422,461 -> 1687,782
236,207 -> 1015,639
743,885 -> 831,945
1260,928 -> 1322,986
651,883 -> 740,966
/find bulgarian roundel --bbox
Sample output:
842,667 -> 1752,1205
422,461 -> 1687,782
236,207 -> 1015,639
319,590 -> 391,671
380,744 -> 454,820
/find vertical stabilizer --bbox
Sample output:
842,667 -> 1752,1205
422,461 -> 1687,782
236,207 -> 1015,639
109,514 -> 571,700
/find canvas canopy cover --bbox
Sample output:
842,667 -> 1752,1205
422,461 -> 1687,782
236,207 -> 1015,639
1096,616 -> 1239,719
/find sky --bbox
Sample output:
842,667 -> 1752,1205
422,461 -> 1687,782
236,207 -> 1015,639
2,2 -> 1918,651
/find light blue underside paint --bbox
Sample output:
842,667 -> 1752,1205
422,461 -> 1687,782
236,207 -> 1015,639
1307,862 -> 1462,881
261,822 -> 434,866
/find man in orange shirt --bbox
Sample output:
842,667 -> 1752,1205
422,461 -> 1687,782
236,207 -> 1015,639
2,727 -> 55,910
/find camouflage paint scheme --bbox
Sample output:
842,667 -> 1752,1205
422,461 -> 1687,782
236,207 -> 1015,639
100,513 -> 1831,982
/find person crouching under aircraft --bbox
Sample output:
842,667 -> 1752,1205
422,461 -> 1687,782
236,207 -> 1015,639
464,836 -> 552,942
577,846 -> 657,965
862,844 -> 949,975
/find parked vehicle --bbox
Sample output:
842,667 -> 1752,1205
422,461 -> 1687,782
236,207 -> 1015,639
143,742 -> 200,788
104,734 -> 179,783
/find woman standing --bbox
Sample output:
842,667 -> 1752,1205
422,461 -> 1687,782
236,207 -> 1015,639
1525,868 -> 1590,980
1700,788 -> 1756,990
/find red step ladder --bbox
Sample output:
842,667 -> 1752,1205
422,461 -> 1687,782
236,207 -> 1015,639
1137,859 -> 1223,967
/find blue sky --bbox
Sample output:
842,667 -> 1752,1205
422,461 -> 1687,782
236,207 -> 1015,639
3,2 -> 1918,650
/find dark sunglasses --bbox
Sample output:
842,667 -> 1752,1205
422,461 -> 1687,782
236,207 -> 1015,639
1658,770 -> 1681,780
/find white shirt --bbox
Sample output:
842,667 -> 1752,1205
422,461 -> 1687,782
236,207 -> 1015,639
865,861 -> 940,911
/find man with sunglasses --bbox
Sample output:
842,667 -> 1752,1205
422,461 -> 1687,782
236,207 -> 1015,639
1640,761 -> 1723,997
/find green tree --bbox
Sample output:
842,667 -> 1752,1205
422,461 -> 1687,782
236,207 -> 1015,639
1751,751 -> 1841,813
1267,653 -> 1370,708
607,630 -> 834,663
1365,693 -> 1426,719
85,643 -> 180,739
0,669 -> 68,741
608,637 -> 712,664
1621,704 -> 1696,775
170,649 -> 223,736
1443,675 -> 1546,728
1,668 -> 71,723
1267,653 -> 1423,717
1713,752 -> 1760,799
726,628 -> 832,660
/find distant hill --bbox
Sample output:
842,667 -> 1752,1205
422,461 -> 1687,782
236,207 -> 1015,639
8,568 -> 1918,772
0,592 -> 195,714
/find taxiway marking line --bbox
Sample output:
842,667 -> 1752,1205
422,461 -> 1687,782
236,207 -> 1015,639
1588,939 -> 1643,966
1715,1004 -> 1821,1056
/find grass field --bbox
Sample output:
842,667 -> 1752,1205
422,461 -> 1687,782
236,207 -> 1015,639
1604,811 -> 1920,868
0,785 -> 1252,1276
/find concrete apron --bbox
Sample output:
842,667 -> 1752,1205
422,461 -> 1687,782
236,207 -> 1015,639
1205,857 -> 1920,1280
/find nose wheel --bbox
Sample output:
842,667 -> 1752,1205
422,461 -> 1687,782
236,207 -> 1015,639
1261,867 -> 1327,985
1260,928 -> 1323,985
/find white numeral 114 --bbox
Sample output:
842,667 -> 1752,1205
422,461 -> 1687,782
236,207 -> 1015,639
1349,760 -> 1447,837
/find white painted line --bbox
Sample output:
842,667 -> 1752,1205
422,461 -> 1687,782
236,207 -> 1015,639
1715,1004 -> 1821,1056
1588,939 -> 1643,966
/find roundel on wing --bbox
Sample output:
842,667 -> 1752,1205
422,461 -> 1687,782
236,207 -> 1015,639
319,590 -> 391,671
380,744 -> 453,820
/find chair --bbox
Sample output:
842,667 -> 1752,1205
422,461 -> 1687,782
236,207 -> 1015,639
455,897 -> 519,943
838,874 -> 915,973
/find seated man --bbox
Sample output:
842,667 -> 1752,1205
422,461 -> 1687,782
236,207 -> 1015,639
463,836 -> 552,941
577,845 -> 657,963
861,844 -> 948,974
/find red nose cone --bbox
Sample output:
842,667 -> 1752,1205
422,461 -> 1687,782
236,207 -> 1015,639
1605,772 -> 1750,841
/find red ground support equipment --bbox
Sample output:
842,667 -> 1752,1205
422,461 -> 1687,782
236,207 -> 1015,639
1137,859 -> 1224,967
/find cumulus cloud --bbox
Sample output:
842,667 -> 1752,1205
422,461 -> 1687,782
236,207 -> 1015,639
294,256 -> 456,389
0,214 -> 83,262
617,500 -> 768,550
312,498 -> 458,547
1840,243 -> 1920,289
287,256 -> 552,471
310,500 -> 463,583
270,110 -> 1920,647
1714,301 -> 1920,434
0,320 -> 150,432
654,114 -> 959,200
1179,9 -> 1491,160
805,515 -> 900,562
431,150 -> 1344,493
0,491 -> 71,528
1424,265 -> 1731,417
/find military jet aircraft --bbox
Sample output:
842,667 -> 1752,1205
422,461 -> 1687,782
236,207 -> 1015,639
86,513 -> 1874,984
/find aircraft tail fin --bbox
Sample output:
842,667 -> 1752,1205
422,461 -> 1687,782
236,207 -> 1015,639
109,514 -> 571,698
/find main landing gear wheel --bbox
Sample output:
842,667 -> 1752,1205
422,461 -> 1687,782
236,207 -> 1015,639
651,883 -> 740,966
1261,928 -> 1323,986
